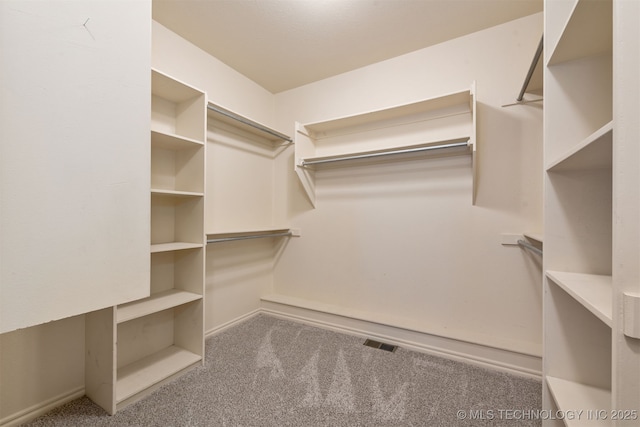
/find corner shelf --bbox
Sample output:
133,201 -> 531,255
546,270 -> 612,327
294,84 -> 477,207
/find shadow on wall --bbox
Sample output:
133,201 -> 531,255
474,100 -> 543,215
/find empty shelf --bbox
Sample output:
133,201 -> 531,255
116,346 -> 201,404
546,376 -> 612,426
546,270 -> 612,327
546,122 -> 613,172
150,242 -> 203,253
117,290 -> 202,324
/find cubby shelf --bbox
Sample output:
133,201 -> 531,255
546,270 -> 612,327
150,242 -> 204,253
151,130 -> 204,150
294,84 -> 477,207
117,289 -> 202,324
116,345 -> 201,405
151,189 -> 204,198
546,376 -> 612,426
547,0 -> 612,66
546,122 -> 612,172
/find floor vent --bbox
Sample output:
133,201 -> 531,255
363,339 -> 398,352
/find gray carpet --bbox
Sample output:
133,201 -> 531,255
24,314 -> 541,426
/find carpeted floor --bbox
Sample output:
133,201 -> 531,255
24,314 -> 541,426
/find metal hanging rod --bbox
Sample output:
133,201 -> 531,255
300,140 -> 470,167
517,35 -> 544,102
517,239 -> 543,256
207,231 -> 292,244
207,103 -> 292,143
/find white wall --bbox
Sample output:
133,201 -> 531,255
0,0 -> 151,334
272,13 -> 544,357
1,1 -> 151,424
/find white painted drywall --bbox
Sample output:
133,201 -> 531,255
0,1 -> 151,333
0,1 -> 150,423
272,13 -> 544,356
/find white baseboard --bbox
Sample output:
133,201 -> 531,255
205,308 -> 261,338
0,387 -> 84,427
260,294 -> 542,379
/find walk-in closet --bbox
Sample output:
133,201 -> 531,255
1,1 -> 638,425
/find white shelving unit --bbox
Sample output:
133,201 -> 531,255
544,0 -> 640,424
294,85 -> 477,207
86,69 -> 206,415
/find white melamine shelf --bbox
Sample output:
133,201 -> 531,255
546,376 -> 612,426
304,90 -> 472,136
151,189 -> 204,198
546,270 -> 612,327
152,70 -> 205,110
547,0 -> 612,66
546,122 -> 613,172
151,130 -> 204,150
150,242 -> 203,253
116,290 -> 202,324
116,345 -> 201,403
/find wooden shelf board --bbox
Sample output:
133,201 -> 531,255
547,0 -> 613,66
546,376 -> 612,426
546,122 -> 613,172
546,270 -> 612,327
116,346 -> 201,403
150,242 -> 203,254
151,130 -> 204,150
300,137 -> 471,169
117,290 -> 202,324
152,69 -> 204,104
305,89 -> 472,134
150,189 -> 204,198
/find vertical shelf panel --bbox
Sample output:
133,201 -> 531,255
543,0 -> 615,423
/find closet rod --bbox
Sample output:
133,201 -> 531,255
207,231 -> 292,244
207,103 -> 293,143
517,239 -> 543,256
517,36 -> 544,102
301,140 -> 470,167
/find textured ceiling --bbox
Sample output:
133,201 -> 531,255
153,0 -> 542,93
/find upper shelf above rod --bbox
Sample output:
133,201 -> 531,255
207,102 -> 292,145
